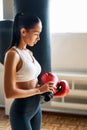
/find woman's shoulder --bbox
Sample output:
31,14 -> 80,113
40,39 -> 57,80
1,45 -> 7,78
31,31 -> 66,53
6,48 -> 19,57
5,48 -> 20,63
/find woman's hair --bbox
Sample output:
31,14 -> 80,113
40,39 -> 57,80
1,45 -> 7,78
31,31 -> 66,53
9,12 -> 41,48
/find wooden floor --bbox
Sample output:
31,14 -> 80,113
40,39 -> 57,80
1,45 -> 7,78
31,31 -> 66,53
0,108 -> 87,130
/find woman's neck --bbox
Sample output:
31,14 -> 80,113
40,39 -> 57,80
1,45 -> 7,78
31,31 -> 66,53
18,41 -> 27,50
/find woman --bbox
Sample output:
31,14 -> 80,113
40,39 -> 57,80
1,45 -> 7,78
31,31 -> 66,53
4,12 -> 54,130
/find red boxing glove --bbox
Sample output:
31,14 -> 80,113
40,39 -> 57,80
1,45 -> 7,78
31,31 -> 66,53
41,72 -> 59,87
40,72 -> 59,101
54,80 -> 70,97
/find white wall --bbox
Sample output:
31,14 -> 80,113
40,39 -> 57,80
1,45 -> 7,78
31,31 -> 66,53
51,33 -> 87,73
3,0 -> 13,20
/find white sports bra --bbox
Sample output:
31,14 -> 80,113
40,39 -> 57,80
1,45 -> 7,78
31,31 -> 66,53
13,46 -> 41,82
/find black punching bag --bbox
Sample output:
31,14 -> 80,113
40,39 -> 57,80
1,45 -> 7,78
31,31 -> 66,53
14,0 -> 51,74
0,20 -> 13,64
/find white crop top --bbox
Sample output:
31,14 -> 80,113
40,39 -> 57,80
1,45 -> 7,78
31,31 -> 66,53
13,46 -> 41,82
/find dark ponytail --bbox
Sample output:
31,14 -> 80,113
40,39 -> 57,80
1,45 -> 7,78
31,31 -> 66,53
11,12 -> 24,47
9,12 -> 41,49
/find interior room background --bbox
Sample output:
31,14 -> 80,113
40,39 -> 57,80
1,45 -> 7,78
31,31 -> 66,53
0,0 -> 87,115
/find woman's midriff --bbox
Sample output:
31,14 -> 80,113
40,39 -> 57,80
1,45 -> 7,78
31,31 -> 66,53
16,78 -> 38,90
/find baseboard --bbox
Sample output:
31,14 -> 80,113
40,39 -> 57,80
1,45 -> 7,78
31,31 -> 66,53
0,105 -> 5,108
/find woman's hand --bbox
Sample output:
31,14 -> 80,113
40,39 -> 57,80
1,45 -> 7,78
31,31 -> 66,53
39,81 -> 55,94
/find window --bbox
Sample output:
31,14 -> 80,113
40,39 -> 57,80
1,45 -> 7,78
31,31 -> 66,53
49,0 -> 87,33
0,0 -> 3,20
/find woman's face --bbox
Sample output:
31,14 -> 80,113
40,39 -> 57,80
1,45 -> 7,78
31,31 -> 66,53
22,21 -> 42,46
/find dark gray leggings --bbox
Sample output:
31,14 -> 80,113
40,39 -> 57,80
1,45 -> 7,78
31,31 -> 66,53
9,95 -> 42,130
